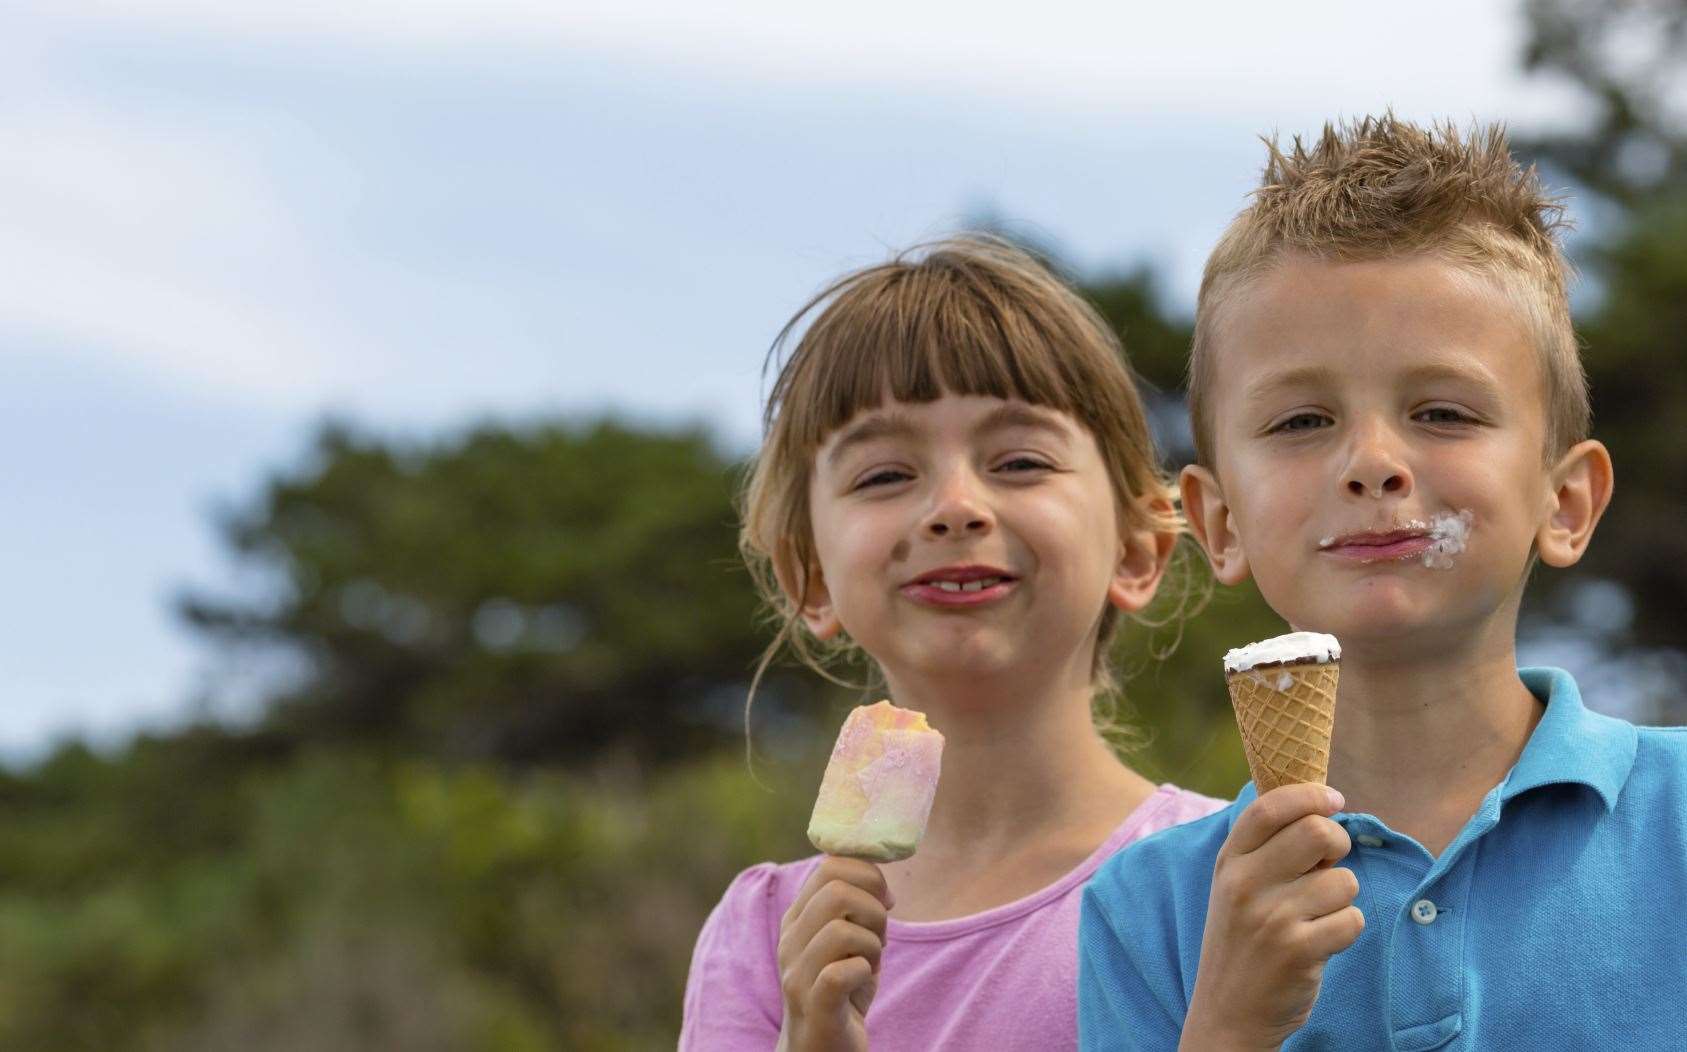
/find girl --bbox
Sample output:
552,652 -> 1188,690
681,236 -> 1223,1050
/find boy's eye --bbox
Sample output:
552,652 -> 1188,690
854,468 -> 912,490
1270,412 -> 1330,434
1415,406 -> 1475,425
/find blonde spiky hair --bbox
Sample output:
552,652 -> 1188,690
1188,113 -> 1588,465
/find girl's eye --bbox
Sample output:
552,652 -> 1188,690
996,456 -> 1051,473
1416,406 -> 1475,425
854,469 -> 912,490
1271,412 -> 1330,434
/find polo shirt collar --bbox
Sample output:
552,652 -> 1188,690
1499,666 -> 1636,812
1229,667 -> 1636,814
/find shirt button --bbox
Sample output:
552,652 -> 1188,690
1411,899 -> 1439,925
1356,834 -> 1384,847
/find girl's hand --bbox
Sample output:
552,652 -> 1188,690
774,856 -> 891,1052
1180,784 -> 1363,1052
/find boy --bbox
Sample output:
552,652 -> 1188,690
1078,115 -> 1687,1050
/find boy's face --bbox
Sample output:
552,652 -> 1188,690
1183,254 -> 1601,658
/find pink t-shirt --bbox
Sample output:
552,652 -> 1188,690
680,783 -> 1224,1050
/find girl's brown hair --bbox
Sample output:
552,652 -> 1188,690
739,235 -> 1195,749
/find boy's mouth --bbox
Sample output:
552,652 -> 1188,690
1318,510 -> 1475,568
901,564 -> 1019,606
1318,529 -> 1434,563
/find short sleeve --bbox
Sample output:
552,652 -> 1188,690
1077,872 -> 1188,1052
680,863 -> 788,1050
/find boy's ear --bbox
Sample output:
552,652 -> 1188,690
772,542 -> 843,641
1179,464 -> 1251,586
1537,439 -> 1614,568
1107,498 -> 1179,613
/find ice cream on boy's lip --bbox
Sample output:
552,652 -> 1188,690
1318,509 -> 1474,569
808,701 -> 945,862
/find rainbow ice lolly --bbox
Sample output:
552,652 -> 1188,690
807,701 -> 945,862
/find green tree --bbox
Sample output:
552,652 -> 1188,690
176,419 -> 809,766
1515,0 -> 1687,714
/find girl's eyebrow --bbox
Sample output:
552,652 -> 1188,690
824,403 -> 1072,470
824,412 -> 920,469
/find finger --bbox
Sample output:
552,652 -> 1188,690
1300,904 -> 1366,959
778,882 -> 889,970
849,970 -> 879,1017
812,956 -> 875,1018
781,921 -> 883,1012
1287,864 -> 1360,920
1224,784 -> 1344,858
1249,814 -> 1351,883
782,856 -> 892,931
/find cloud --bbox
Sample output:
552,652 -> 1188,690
22,1 -> 1584,122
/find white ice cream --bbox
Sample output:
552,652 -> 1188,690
1422,509 -> 1474,570
1224,631 -> 1342,674
1315,508 -> 1475,570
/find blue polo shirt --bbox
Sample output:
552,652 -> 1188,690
1079,667 -> 1687,1051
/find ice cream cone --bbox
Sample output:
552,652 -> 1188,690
1225,660 -> 1339,792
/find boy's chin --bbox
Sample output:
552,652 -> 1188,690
1301,607 -> 1499,664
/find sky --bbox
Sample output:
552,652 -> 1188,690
1,1 -> 1599,763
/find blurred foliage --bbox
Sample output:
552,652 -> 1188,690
175,420 -> 812,767
0,3 -> 1681,1047
1520,0 -> 1687,209
1513,0 -> 1687,663
0,730 -> 815,1049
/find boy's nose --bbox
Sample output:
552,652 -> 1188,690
1341,429 -> 1413,499
1346,471 -> 1408,498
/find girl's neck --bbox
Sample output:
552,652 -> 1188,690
875,667 -> 1156,920
1326,638 -> 1543,855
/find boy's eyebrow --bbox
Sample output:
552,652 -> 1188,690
1241,364 -> 1341,406
824,402 -> 1072,469
1397,360 -> 1503,391
1242,359 -> 1502,405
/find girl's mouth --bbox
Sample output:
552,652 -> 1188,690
901,566 -> 1018,607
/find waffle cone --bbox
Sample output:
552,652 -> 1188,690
1226,661 -> 1339,792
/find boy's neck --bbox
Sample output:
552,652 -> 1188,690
1326,636 -> 1545,857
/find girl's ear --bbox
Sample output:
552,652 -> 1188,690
1537,439 -> 1614,568
1108,498 -> 1179,613
773,541 -> 843,641
1179,464 -> 1251,586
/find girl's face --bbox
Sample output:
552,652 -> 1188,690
794,393 -> 1161,696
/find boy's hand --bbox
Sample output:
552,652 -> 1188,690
1180,784 -> 1363,1052
775,856 -> 891,1052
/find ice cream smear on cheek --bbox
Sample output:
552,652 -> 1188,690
1317,509 -> 1474,569
1420,509 -> 1474,569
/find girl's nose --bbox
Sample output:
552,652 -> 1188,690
1341,423 -> 1413,499
922,471 -> 994,537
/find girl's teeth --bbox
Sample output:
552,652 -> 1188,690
932,576 -> 1003,593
